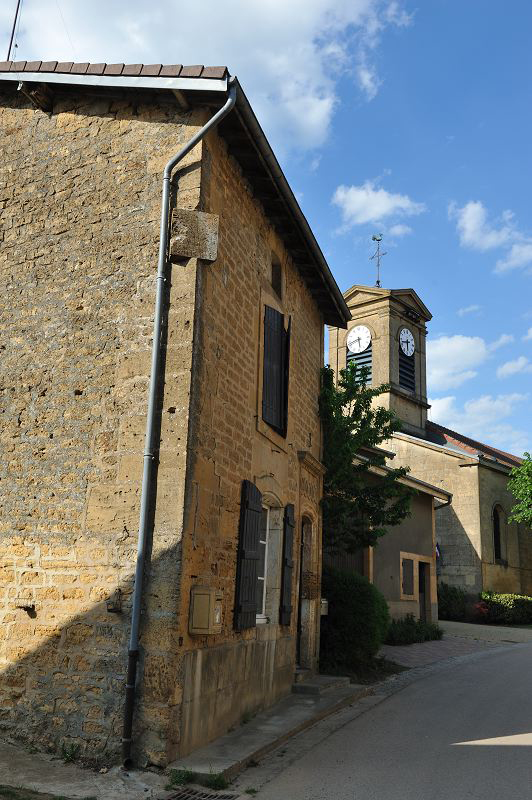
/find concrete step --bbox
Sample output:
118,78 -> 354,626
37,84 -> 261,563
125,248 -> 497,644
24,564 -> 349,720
293,667 -> 313,683
167,682 -> 371,783
291,674 -> 351,695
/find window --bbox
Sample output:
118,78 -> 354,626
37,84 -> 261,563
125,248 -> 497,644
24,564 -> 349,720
271,255 -> 282,299
493,505 -> 506,563
262,305 -> 291,437
399,346 -> 415,391
401,558 -> 414,596
234,481 -> 295,628
256,507 -> 269,620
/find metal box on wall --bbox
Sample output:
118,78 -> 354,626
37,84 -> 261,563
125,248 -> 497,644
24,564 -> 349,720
189,586 -> 223,635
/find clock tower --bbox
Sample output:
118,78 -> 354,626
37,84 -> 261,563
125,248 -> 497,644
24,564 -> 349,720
328,285 -> 432,437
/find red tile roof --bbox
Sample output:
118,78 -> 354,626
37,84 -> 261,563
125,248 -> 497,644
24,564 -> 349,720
0,61 -> 228,79
426,421 -> 523,468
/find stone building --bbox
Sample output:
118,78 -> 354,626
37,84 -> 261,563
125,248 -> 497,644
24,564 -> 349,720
0,61 -> 349,767
328,284 -> 532,603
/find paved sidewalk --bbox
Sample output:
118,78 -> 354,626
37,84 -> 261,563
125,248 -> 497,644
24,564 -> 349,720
0,740 -> 167,800
379,635 -> 500,667
439,619 -> 532,643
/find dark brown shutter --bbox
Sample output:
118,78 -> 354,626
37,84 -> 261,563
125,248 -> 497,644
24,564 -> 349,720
262,305 -> 284,432
280,503 -> 295,626
234,480 -> 262,631
281,316 -> 291,438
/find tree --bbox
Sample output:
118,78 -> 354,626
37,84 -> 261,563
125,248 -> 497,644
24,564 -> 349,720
319,362 -> 412,553
508,452 -> 532,526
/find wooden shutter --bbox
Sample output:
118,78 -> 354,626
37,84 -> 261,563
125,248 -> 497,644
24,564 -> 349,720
280,503 -> 295,626
234,480 -> 262,631
281,317 -> 291,437
262,305 -> 284,432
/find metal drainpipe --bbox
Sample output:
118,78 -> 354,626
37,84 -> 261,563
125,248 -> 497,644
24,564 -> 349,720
122,77 -> 237,768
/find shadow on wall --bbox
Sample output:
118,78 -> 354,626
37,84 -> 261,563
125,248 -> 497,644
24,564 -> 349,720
437,505 -> 482,595
0,539 -> 186,768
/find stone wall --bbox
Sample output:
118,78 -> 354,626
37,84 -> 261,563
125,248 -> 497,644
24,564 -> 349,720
169,126 -> 325,758
388,435 -> 483,593
0,86 -> 205,764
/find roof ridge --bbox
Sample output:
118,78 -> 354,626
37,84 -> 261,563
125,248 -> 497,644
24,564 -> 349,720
426,420 -> 522,465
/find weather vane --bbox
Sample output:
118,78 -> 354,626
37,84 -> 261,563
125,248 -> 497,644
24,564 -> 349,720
370,233 -> 387,288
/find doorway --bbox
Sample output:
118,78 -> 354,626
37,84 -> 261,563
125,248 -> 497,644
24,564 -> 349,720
418,562 -> 430,622
296,517 -> 313,668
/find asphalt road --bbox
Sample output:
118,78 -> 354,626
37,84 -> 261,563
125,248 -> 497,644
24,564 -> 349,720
256,644 -> 532,800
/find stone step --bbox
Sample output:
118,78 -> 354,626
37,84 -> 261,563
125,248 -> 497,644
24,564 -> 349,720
293,667 -> 313,684
291,674 -> 351,695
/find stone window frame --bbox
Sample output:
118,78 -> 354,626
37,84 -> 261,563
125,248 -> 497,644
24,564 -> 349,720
399,551 -> 431,601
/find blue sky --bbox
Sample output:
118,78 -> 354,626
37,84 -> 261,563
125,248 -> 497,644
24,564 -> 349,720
2,0 -> 530,454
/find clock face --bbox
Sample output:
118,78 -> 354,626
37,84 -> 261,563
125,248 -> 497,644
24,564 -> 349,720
347,325 -> 371,354
399,327 -> 415,356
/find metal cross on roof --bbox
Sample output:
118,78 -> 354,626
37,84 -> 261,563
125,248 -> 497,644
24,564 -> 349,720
370,233 -> 387,288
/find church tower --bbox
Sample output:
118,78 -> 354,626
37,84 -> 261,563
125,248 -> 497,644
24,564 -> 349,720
328,285 -> 432,437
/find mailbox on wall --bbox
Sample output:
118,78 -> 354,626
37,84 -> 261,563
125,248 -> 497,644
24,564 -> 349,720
189,586 -> 223,635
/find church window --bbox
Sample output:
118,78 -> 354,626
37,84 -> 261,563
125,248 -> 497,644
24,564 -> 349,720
493,505 -> 505,562
262,305 -> 291,437
346,324 -> 372,384
346,341 -> 372,384
398,327 -> 416,391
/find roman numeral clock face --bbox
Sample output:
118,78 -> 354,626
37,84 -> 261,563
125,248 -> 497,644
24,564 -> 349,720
399,327 -> 415,356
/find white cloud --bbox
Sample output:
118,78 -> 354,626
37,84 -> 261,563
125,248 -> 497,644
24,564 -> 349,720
429,394 -> 530,456
524,327 -> 532,341
449,199 -> 532,276
457,304 -> 481,317
495,242 -> 532,274
448,200 -> 514,251
2,0 -> 411,154
488,334 -> 514,352
427,335 -> 489,390
388,223 -> 413,237
332,181 -> 425,227
496,356 -> 532,379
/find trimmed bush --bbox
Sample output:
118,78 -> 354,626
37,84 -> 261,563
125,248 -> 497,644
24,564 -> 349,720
385,613 -> 443,645
320,566 -> 390,670
437,582 -> 467,621
479,591 -> 532,625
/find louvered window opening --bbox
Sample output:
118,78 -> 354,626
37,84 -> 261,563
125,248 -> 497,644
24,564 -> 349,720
346,342 -> 372,384
399,348 -> 415,391
262,305 -> 290,437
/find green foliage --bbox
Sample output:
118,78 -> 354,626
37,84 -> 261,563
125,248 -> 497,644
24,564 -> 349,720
60,741 -> 80,763
480,591 -> 532,625
166,768 -> 196,788
320,566 -> 390,669
508,452 -> 532,526
319,363 -> 412,553
203,772 -> 229,791
385,613 -> 443,645
437,582 -> 467,621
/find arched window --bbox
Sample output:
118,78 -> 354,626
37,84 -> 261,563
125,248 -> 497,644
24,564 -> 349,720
493,505 -> 504,562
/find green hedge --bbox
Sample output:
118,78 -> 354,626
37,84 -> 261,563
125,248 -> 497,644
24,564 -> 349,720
320,566 -> 390,669
479,591 -> 532,625
385,613 -> 443,645
437,582 -> 467,621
